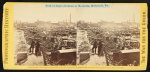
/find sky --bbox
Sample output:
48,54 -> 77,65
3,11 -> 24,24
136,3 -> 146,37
14,3 -> 140,23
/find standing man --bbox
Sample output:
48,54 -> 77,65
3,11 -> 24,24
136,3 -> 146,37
98,40 -> 103,56
92,39 -> 98,54
35,40 -> 40,56
29,39 -> 35,54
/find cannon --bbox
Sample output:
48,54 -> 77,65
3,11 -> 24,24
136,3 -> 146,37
113,49 -> 140,66
43,38 -> 76,65
105,49 -> 140,66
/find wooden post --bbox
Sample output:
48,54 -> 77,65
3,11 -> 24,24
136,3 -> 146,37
41,48 -> 47,66
104,50 -> 109,66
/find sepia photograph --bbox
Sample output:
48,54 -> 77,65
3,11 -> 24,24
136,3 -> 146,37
14,4 -> 77,66
75,4 -> 140,66
14,3 -> 140,66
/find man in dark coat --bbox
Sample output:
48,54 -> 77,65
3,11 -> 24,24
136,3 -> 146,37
98,40 -> 103,56
35,40 -> 40,56
92,39 -> 98,54
29,40 -> 35,54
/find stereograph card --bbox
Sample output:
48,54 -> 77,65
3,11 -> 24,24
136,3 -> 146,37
2,2 -> 148,70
